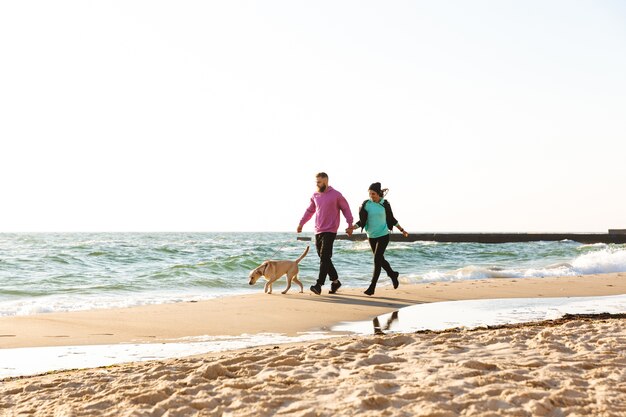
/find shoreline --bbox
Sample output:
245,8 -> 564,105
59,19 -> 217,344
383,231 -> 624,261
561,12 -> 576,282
3,312 -> 624,384
1,272 -> 625,349
2,313 -> 625,416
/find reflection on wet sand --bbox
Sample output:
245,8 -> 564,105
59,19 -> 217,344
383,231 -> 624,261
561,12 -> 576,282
373,311 -> 399,335
334,294 -> 626,335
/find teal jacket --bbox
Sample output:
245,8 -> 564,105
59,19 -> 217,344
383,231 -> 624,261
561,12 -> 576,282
354,199 -> 399,238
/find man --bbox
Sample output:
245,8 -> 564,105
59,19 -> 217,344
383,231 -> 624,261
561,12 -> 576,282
297,172 -> 354,295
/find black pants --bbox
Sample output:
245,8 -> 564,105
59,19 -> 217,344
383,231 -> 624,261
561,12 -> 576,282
315,232 -> 338,286
368,234 -> 393,284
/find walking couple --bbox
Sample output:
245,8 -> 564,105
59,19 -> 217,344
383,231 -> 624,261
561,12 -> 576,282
297,172 -> 409,296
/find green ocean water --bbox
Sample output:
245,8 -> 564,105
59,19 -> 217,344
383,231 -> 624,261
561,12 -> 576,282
1,232 -> 625,316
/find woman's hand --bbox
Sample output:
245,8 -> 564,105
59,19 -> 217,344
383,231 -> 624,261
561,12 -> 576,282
396,225 -> 409,238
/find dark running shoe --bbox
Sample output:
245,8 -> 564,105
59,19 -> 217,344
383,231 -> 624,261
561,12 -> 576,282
364,284 -> 376,296
329,280 -> 342,294
390,271 -> 400,289
310,285 -> 321,295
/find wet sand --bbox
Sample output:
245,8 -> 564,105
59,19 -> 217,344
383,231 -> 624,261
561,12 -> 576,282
1,273 -> 626,349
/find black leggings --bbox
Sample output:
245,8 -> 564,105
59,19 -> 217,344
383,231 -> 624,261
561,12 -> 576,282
315,232 -> 338,286
368,234 -> 393,283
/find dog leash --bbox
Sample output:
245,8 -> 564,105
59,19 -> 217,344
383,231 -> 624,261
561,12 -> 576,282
266,243 -> 288,260
265,234 -> 310,260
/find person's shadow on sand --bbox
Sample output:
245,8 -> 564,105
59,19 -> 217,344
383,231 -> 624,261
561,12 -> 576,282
299,293 -> 423,310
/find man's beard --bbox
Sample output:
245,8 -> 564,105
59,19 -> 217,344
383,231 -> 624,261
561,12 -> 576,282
317,185 -> 327,192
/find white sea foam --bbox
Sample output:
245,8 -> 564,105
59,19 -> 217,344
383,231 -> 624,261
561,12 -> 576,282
0,289 -> 256,317
416,247 -> 626,282
577,242 -> 608,250
350,241 -> 373,251
571,248 -> 626,274
347,239 -> 440,252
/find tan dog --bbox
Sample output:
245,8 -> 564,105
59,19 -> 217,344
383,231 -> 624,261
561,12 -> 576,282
248,246 -> 309,294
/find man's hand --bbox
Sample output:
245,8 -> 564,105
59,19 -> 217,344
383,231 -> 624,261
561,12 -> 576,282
345,225 -> 355,237
297,225 -> 303,233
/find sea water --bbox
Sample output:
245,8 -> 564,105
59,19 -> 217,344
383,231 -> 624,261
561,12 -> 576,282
1,232 -> 626,317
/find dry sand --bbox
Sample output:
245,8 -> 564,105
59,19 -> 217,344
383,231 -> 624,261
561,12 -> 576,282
1,273 -> 626,349
1,314 -> 625,416
1,274 -> 625,416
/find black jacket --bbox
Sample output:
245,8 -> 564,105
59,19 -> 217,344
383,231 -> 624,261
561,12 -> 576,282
355,199 -> 398,232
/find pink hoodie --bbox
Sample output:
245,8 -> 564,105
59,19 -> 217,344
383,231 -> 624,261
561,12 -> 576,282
299,186 -> 354,234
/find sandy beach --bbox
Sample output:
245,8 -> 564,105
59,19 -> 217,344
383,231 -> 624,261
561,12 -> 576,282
1,273 -> 625,416
1,314 -> 625,416
4,0 -> 625,414
1,273 -> 625,349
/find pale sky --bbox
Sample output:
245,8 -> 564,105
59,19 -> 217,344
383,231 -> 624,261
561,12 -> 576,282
1,1 -> 625,233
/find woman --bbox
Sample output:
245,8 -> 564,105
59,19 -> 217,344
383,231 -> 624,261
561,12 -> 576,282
347,182 -> 409,296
